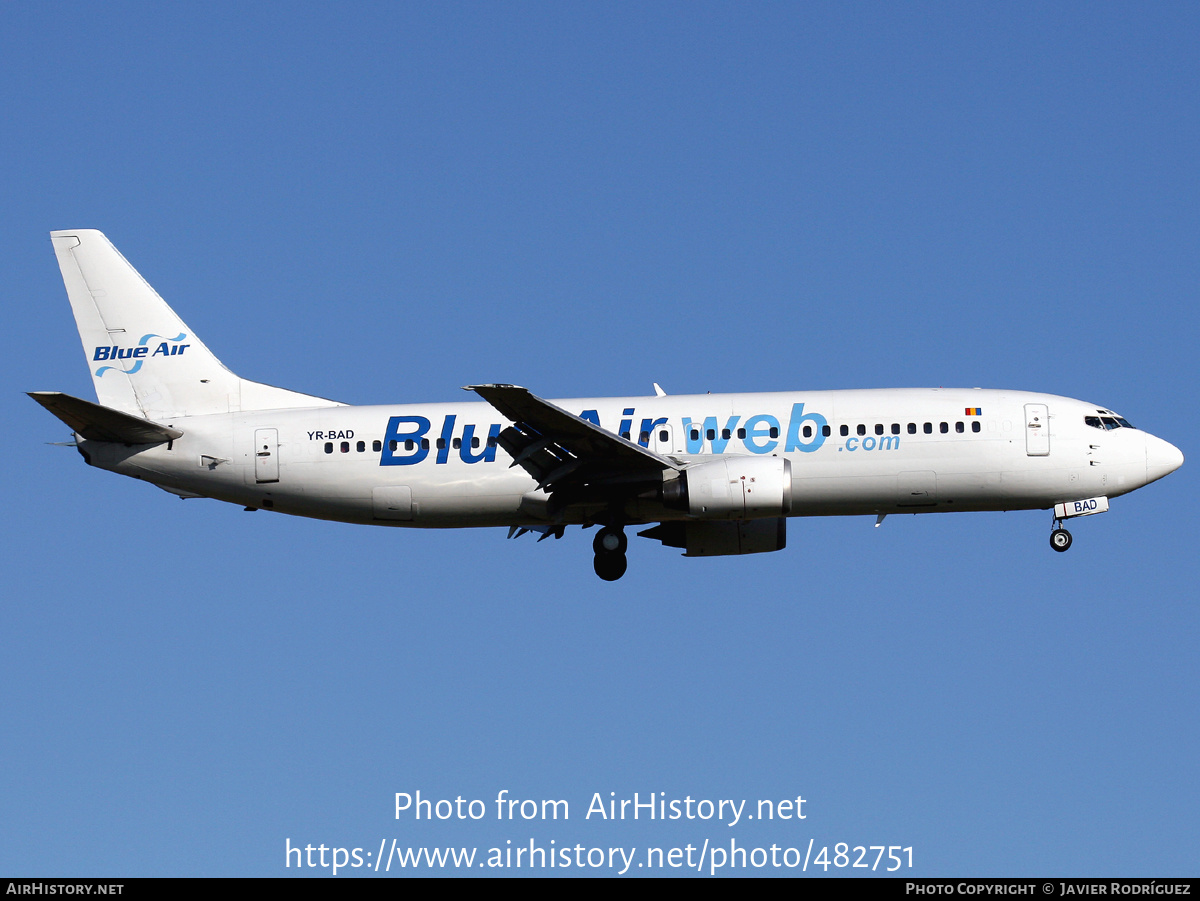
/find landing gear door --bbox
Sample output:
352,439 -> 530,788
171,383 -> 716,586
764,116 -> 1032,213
254,428 -> 280,483
1024,404 -> 1050,456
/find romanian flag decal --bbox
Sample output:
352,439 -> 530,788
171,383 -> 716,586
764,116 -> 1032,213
965,407 -> 982,416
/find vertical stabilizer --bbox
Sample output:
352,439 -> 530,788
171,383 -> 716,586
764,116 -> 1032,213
50,230 -> 341,419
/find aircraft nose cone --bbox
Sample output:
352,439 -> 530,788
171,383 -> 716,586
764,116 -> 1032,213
1146,434 -> 1184,484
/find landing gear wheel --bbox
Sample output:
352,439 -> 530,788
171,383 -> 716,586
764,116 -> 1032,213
593,527 -> 627,556
593,551 -> 628,581
1050,528 -> 1073,552
592,525 -> 628,580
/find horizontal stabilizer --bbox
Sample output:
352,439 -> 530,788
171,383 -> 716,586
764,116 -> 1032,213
28,391 -> 183,444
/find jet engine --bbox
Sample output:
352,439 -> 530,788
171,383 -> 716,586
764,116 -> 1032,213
661,455 -> 792,519
639,518 -> 787,556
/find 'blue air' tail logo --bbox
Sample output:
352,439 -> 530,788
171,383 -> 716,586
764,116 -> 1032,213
93,333 -> 189,377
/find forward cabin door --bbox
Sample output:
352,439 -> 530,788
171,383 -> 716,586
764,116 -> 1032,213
254,428 -> 280,482
1024,404 -> 1050,456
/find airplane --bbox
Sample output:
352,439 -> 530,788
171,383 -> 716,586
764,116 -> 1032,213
30,230 -> 1184,581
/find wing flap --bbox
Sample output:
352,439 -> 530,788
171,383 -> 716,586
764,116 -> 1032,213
28,391 -> 183,444
466,384 -> 677,493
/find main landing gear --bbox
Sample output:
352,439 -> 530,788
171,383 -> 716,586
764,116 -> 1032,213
593,526 -> 628,581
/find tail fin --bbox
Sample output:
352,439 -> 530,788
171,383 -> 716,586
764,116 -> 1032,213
50,229 -> 342,419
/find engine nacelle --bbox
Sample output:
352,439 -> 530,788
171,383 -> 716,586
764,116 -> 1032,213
638,518 -> 787,556
662,455 -> 792,519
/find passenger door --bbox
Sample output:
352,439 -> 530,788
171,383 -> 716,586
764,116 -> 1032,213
254,428 -> 280,483
1024,404 -> 1050,456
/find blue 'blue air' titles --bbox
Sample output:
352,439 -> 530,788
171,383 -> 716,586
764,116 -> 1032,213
378,403 -> 831,466
93,332 -> 189,377
380,416 -> 505,466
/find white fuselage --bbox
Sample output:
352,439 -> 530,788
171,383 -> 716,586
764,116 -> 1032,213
38,229 -> 1185,579
81,387 -> 1181,528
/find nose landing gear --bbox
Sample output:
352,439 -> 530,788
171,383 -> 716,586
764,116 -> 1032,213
593,526 -> 628,581
1048,496 -> 1110,552
1050,527 -> 1073,552
1049,510 -> 1073,552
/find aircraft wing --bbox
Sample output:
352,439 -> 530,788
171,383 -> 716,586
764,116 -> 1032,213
466,384 -> 679,495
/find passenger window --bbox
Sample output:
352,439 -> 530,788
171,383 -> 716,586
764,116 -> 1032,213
690,429 -> 700,441
389,440 -> 398,452
620,431 -> 630,440
487,436 -> 497,447
340,441 -> 349,453
372,440 -> 382,452
405,439 -> 414,451
659,430 -> 669,442
357,440 -> 365,452
769,426 -> 779,439
923,423 -> 932,434
436,438 -> 446,449
722,429 -> 731,440
874,423 -> 884,435
955,422 -> 964,433
972,421 -> 981,433
891,423 -> 900,435
706,429 -> 716,441
452,437 -> 461,449
939,422 -> 948,434
324,442 -> 333,454
737,428 -> 746,439
472,437 -> 480,448
421,439 -> 429,450
822,425 -> 831,437
840,425 -> 849,437
857,424 -> 866,436
907,423 -> 916,434
803,425 -> 812,438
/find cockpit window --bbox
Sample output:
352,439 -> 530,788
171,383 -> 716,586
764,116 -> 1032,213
1087,413 -> 1136,430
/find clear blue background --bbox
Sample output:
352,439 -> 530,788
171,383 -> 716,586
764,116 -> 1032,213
2,1 -> 1196,876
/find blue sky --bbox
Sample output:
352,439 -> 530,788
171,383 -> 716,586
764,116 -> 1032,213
2,2 -> 1196,876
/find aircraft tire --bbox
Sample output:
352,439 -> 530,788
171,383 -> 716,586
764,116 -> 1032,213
594,551 -> 628,581
593,527 -> 628,556
1050,528 -> 1073,552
